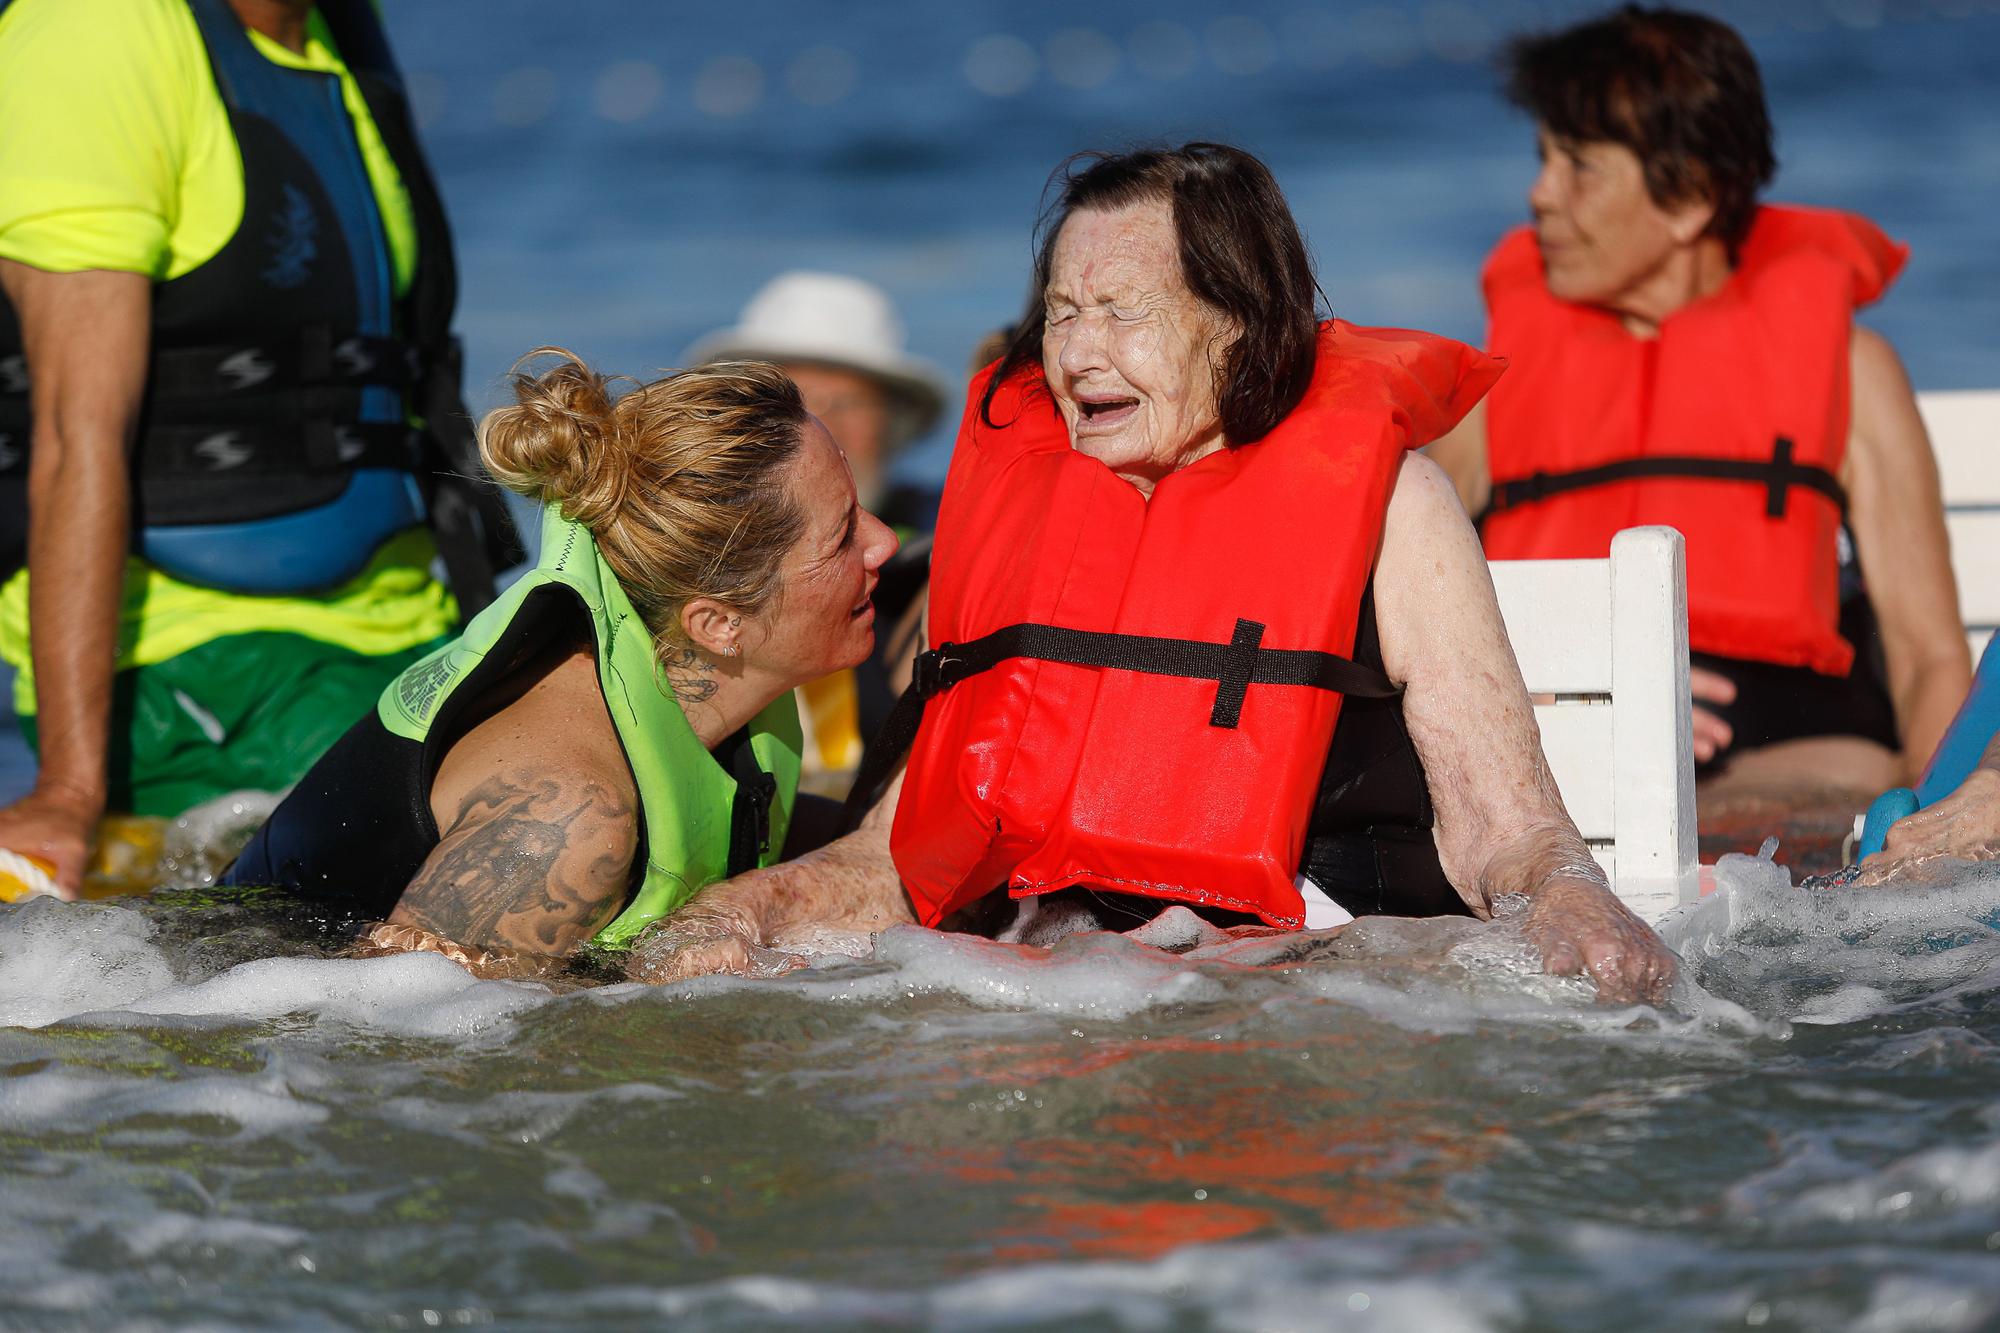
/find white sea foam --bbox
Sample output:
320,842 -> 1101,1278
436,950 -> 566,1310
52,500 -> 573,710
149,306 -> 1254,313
1776,1140 -> 2000,1226
647,924 -> 1228,1021
0,898 -> 556,1038
0,900 -> 176,1028
120,951 -> 552,1037
1659,849 -> 2000,1028
504,1232 -> 1522,1330
371,1082 -> 682,1148
0,1064 -> 325,1144
1851,1277 -> 1997,1333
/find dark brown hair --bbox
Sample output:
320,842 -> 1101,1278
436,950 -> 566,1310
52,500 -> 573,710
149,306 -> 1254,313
1505,5 -> 1777,259
981,143 -> 1321,446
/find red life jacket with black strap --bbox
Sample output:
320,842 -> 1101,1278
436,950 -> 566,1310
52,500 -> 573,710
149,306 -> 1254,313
881,321 -> 1501,929
1480,205 -> 1906,676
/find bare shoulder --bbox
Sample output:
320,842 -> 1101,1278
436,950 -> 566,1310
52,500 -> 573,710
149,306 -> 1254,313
1375,450 -> 1513,687
1847,325 -> 1925,456
429,642 -> 632,824
1850,324 -> 1913,395
1383,450 -> 1483,550
396,642 -> 641,957
1419,398 -> 1489,516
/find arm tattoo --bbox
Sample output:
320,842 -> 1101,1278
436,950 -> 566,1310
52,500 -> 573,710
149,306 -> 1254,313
664,647 -> 718,704
392,775 -> 636,956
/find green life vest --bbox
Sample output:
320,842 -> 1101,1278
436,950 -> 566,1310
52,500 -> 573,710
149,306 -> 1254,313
376,505 -> 802,948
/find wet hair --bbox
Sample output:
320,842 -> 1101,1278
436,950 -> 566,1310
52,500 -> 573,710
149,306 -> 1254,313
481,348 -> 809,662
1505,5 -> 1777,260
981,143 -> 1321,446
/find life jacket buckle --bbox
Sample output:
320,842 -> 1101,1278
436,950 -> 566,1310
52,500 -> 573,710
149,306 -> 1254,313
912,644 -> 958,699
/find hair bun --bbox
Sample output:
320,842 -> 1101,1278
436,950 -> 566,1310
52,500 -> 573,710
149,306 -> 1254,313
480,346 -> 634,531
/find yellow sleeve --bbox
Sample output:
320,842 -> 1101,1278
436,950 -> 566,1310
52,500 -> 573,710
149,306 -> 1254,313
0,0 -> 212,277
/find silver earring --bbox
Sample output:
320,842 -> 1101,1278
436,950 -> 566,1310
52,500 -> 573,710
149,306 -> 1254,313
726,644 -> 740,658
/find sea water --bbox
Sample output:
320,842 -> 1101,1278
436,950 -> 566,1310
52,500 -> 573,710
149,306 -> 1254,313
4,851 -> 1999,1330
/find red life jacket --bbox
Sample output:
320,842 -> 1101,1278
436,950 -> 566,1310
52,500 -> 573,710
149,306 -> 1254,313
890,321 -> 1501,929
1481,205 -> 1906,675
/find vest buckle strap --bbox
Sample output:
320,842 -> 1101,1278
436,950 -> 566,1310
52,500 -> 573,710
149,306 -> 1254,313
1483,444 -> 1848,522
1209,618 -> 1267,729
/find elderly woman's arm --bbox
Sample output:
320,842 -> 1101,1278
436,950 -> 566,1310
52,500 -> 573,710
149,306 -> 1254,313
1374,453 -> 1678,1004
624,769 -> 915,982
1843,326 -> 1972,784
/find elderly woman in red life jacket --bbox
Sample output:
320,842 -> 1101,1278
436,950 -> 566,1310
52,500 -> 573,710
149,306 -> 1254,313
1425,6 -> 1970,819
627,142 -> 1678,1005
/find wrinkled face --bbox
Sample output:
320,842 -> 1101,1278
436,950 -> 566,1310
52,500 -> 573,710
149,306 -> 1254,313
784,363 -> 894,505
1527,127 -> 1706,307
1041,200 -> 1235,496
744,416 -> 897,683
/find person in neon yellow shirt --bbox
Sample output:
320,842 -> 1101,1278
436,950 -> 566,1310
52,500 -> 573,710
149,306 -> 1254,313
0,0 -> 517,894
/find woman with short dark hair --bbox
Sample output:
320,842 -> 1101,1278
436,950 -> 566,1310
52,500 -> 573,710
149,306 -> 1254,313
1429,5 -> 1969,811
633,142 -> 1679,1006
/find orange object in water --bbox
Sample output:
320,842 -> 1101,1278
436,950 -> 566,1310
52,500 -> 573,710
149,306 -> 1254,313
893,321 -> 1500,928
0,849 -> 58,903
1481,204 -> 1907,675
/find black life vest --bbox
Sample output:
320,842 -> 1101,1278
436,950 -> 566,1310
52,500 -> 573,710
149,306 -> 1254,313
0,0 -> 519,602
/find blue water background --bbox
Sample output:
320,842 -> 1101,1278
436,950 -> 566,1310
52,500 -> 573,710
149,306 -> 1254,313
1,0 -> 1996,801
396,0 -> 2000,483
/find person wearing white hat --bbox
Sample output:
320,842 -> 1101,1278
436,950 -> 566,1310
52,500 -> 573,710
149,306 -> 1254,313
689,272 -> 949,529
691,273 -> 950,788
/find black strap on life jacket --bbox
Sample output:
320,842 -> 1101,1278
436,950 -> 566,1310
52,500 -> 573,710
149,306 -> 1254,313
841,618 -> 1400,830
724,732 -> 778,878
144,330 -> 421,399
1481,435 -> 1848,525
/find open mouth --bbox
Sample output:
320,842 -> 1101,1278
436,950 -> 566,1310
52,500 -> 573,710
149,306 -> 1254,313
850,582 -> 876,619
1076,395 -> 1140,429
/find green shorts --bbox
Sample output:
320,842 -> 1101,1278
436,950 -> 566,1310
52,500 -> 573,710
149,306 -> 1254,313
20,631 -> 445,818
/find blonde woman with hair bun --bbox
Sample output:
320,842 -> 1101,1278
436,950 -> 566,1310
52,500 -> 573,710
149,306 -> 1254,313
224,348 -> 898,977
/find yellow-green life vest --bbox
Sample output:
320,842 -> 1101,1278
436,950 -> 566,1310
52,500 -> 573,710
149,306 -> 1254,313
376,505 -> 802,948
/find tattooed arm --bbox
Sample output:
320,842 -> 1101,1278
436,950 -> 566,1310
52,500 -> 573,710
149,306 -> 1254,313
382,772 -> 637,968
365,639 -> 642,977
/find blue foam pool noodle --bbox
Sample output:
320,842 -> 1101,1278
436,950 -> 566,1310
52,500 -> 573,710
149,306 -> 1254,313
1858,635 -> 2000,860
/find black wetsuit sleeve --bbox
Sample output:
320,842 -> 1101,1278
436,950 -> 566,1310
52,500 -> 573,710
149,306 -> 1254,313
222,708 -> 439,920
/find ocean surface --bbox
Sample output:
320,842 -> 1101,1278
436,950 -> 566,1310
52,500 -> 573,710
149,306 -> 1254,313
5,852 -> 2000,1329
1,0 -> 1996,797
387,0 -> 2000,488
5,4 -> 2000,1327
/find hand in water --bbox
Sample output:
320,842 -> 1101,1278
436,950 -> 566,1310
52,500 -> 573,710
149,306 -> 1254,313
625,892 -> 806,983
354,920 -> 565,981
1854,766 -> 2000,885
1690,665 -> 1738,765
1520,876 -> 1680,1006
0,783 -> 100,898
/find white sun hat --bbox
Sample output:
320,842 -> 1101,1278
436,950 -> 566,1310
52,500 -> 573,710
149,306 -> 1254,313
687,271 -> 951,446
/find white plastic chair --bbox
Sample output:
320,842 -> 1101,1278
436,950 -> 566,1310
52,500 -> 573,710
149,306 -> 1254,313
1918,389 -> 2000,663
1487,526 -> 1699,923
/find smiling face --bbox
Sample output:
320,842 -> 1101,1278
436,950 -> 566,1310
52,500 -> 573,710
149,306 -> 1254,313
1041,199 -> 1236,496
1528,127 -> 1714,309
741,416 -> 897,684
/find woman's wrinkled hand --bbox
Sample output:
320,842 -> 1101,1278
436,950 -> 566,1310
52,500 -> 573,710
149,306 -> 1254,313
1854,766 -> 2000,886
624,895 -> 805,984
1520,876 -> 1680,1006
